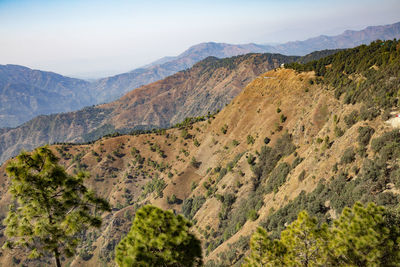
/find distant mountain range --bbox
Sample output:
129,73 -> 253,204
0,53 -> 300,164
1,21 -> 399,129
272,21 -> 400,55
0,65 -> 92,128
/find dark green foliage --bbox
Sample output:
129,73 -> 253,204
370,130 -> 400,161
247,154 -> 256,165
167,194 -> 178,204
247,209 -> 258,221
340,147 -> 356,164
206,134 -> 295,256
263,137 -> 271,145
382,109 -> 392,120
190,157 -> 201,168
286,40 -> 400,109
274,132 -> 296,156
279,114 -> 287,123
291,156 -> 304,169
246,203 -> 400,266
344,110 -> 359,128
265,163 -> 291,193
298,170 -> 306,182
218,189 -> 264,243
115,205 -> 202,267
359,105 -> 380,121
216,168 -> 228,183
247,135 -> 255,145
330,202 -> 400,266
174,116 -> 209,129
181,129 -> 190,139
181,196 -> 206,220
205,236 -> 250,267
261,130 -> 400,239
334,126 -> 345,137
2,147 -> 110,265
357,126 -> 375,147
217,193 -> 236,221
295,49 -> 343,64
221,124 -> 228,134
252,132 -> 295,188
141,177 -> 166,198
82,124 -> 115,142
193,139 -> 200,147
226,152 -> 244,172
197,53 -> 299,75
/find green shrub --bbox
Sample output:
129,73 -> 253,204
340,147 -> 356,164
221,124 -> 228,134
247,209 -> 258,221
264,137 -> 271,144
360,105 -> 380,121
141,177 -> 166,198
191,182 -> 198,191
167,194 -> 178,204
265,163 -> 291,193
190,157 -> 201,168
280,114 -> 287,123
247,154 -> 256,165
181,196 -> 206,220
298,170 -> 306,182
291,157 -> 304,169
247,135 -> 255,145
344,110 -> 359,128
194,139 -> 200,147
232,140 -> 240,147
334,126 -> 344,137
357,126 -> 375,146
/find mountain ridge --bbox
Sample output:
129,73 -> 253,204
2,21 -> 399,129
0,53 -> 300,164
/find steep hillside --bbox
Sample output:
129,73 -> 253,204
0,65 -> 92,128
0,53 -> 298,164
90,43 -> 276,103
2,22 -> 397,129
0,40 -> 399,266
90,21 -> 400,102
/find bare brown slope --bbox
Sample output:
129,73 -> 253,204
1,68 -> 395,266
0,53 -> 297,164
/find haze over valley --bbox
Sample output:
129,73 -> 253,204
0,1 -> 400,266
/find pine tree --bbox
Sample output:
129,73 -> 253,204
329,202 -> 400,266
280,211 -> 328,266
2,146 -> 110,267
115,205 -> 202,267
243,227 -> 287,267
245,203 -> 400,267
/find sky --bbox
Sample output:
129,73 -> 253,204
0,0 -> 399,78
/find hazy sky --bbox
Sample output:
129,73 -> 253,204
0,0 -> 399,78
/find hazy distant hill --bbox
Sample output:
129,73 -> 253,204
1,22 -> 399,129
0,53 -> 298,164
0,65 -> 92,127
90,21 -> 400,102
274,21 -> 400,55
0,40 -> 399,267
90,43 -> 276,103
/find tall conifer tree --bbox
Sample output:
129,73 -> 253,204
2,146 -> 110,267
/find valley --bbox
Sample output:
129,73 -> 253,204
0,39 -> 399,266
